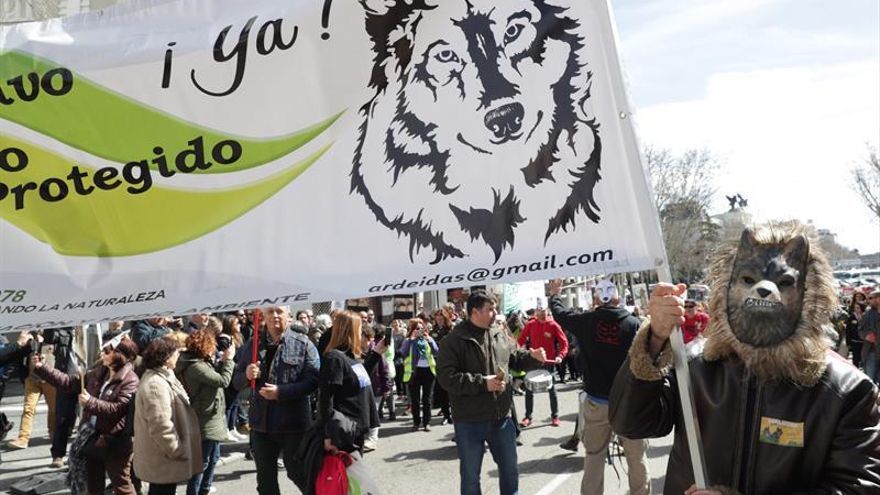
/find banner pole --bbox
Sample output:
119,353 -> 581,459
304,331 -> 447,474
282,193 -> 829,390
595,0 -> 709,483
656,265 -> 708,488
250,309 -> 260,391
95,323 -> 103,352
76,326 -> 86,392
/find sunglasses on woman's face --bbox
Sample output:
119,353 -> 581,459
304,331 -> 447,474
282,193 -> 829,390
102,347 -> 114,354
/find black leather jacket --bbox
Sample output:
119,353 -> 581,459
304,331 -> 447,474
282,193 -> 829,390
610,353 -> 880,494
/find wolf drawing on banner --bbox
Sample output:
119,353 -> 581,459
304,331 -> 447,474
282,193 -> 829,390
351,0 -> 602,264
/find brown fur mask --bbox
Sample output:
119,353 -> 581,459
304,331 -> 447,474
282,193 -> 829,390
703,223 -> 836,387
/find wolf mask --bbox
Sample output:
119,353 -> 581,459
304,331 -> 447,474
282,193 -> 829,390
351,0 -> 602,264
595,277 -> 618,306
703,223 -> 837,387
727,229 -> 808,347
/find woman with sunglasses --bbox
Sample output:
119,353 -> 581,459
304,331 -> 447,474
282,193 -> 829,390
33,335 -> 140,495
399,318 -> 439,431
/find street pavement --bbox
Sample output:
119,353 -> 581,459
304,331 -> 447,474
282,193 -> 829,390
0,379 -> 673,494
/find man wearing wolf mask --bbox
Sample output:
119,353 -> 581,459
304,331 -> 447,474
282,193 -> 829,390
609,223 -> 880,494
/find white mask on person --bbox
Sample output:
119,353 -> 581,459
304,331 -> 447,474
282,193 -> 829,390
595,277 -> 618,305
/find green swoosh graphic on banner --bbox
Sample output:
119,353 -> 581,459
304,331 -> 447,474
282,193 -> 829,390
0,134 -> 330,257
0,51 -> 342,174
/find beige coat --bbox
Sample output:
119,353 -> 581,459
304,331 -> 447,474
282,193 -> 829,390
133,367 -> 202,484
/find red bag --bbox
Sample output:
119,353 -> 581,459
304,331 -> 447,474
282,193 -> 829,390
315,453 -> 349,495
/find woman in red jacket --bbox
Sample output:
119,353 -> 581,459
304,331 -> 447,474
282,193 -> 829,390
34,335 -> 140,495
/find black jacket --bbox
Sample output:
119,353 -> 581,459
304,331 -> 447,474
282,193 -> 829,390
549,295 -> 639,399
0,342 -> 31,367
846,309 -> 864,343
317,347 -> 377,451
436,320 -> 540,423
610,353 -> 880,494
298,427 -> 327,495
43,327 -> 76,373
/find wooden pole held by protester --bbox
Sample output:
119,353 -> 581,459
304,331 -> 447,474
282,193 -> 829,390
656,268 -> 708,488
250,309 -> 260,391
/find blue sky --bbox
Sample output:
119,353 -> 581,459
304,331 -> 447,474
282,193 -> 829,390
611,0 -> 880,253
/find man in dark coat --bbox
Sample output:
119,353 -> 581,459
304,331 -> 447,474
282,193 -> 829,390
610,224 -> 880,494
436,291 -> 545,495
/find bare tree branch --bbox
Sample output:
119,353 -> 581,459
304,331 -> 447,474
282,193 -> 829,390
851,145 -> 880,220
645,146 -> 722,282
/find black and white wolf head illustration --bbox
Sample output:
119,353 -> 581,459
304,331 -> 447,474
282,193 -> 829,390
351,0 -> 602,264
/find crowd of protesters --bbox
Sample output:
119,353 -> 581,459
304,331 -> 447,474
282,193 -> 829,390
837,288 -> 880,382
0,280 -> 878,495
0,302 -> 514,494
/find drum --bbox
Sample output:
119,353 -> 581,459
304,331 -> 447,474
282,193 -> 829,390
523,369 -> 553,393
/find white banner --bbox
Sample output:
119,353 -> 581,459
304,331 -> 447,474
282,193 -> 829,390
502,281 -> 547,315
0,0 -> 666,328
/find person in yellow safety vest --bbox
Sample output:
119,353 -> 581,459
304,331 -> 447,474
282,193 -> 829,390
399,318 -> 439,432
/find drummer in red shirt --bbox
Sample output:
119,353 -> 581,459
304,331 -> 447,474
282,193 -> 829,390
517,304 -> 569,427
682,299 -> 710,344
